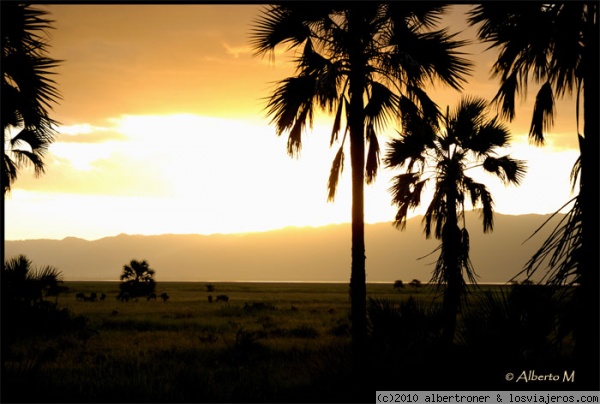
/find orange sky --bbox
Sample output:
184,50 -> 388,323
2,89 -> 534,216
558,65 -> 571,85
4,4 -> 580,241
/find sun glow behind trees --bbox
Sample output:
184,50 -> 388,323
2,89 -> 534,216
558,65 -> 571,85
3,4 -> 581,241
4,112 -> 578,241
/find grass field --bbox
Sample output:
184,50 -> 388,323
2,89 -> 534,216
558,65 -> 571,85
2,282 -> 579,402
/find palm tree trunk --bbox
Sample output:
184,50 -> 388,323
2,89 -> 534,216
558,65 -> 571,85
441,194 -> 461,345
348,75 -> 367,363
576,4 -> 599,387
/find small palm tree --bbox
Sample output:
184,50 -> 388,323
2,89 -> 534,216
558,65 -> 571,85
119,259 -> 156,298
250,2 -> 471,357
2,3 -> 61,195
1,255 -> 73,351
384,96 -> 526,343
2,254 -> 63,307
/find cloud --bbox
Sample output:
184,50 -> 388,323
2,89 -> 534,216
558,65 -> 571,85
57,124 -> 128,143
222,42 -> 253,59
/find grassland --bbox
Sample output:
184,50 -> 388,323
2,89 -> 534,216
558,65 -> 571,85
1,282 -> 578,403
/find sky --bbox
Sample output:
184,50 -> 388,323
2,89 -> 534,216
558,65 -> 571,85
4,4 -> 580,241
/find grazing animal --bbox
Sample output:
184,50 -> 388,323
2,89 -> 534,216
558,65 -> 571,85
77,292 -> 97,302
100,293 -> 106,301
208,295 -> 213,303
147,293 -> 157,301
215,294 -> 229,302
160,292 -> 169,302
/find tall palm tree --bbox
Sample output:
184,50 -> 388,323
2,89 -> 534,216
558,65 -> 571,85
468,3 -> 598,386
2,3 -> 61,195
119,259 -> 156,298
384,96 -> 526,343
250,3 -> 471,358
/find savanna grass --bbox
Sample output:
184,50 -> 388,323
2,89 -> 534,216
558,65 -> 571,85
4,282 -> 403,402
4,282 -> 574,401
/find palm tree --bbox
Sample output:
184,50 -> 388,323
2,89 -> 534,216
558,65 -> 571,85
384,96 -> 526,343
468,3 -> 598,386
2,254 -> 66,352
2,3 -> 61,195
2,254 -> 63,308
119,259 -> 156,298
250,2 -> 471,358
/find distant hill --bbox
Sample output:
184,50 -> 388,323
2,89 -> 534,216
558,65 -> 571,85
4,212 -> 562,283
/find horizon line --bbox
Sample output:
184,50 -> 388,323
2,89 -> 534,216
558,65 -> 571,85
4,211 -> 561,242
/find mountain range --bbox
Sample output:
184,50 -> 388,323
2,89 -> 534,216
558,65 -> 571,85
4,212 -> 562,284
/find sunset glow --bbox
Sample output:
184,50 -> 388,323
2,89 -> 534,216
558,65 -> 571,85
4,4 -> 581,241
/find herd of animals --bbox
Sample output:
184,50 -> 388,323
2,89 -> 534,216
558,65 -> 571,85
74,291 -> 231,303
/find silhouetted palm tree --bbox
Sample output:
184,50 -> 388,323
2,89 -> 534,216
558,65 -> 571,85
2,254 -> 69,354
2,254 -> 63,307
2,3 -> 61,195
119,259 -> 156,298
384,96 -> 526,343
250,2 -> 471,358
468,3 -> 598,386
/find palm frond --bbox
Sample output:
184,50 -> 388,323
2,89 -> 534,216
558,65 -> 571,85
249,5 -> 310,58
463,177 -> 495,233
365,124 -> 380,184
388,172 -> 426,229
465,117 -> 512,154
482,155 -> 527,185
529,81 -> 554,144
330,95 -> 346,146
265,75 -> 319,156
364,81 -> 400,133
407,28 -> 473,91
451,96 -> 487,138
287,106 -> 310,157
517,196 -> 581,286
10,149 -> 46,176
490,71 -> 519,121
327,145 -> 345,202
3,154 -> 19,194
386,2 -> 448,31
404,85 -> 441,127
423,187 -> 446,239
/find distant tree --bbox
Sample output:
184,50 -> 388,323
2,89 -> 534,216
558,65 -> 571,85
2,3 -> 62,195
393,280 -> 404,291
119,259 -> 156,298
206,283 -> 215,293
409,279 -> 422,288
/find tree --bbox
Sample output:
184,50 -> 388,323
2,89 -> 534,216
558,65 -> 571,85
119,259 -> 156,298
468,3 -> 599,387
2,254 -> 63,308
384,96 -> 526,343
2,3 -> 61,195
1,255 -> 74,354
393,280 -> 404,290
250,2 -> 471,360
